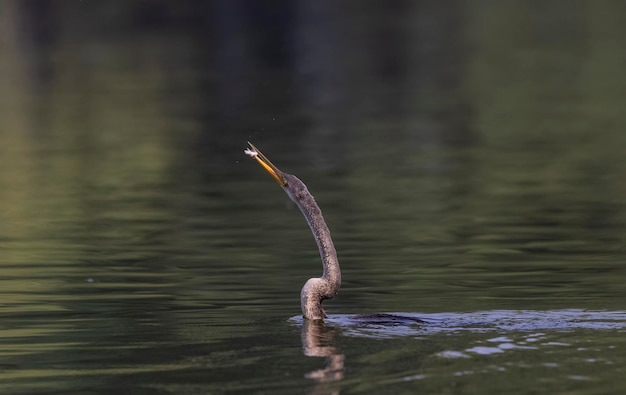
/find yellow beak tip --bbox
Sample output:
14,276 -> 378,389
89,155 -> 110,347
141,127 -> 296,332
245,142 -> 287,186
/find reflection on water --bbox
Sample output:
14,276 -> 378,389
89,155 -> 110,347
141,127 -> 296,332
301,320 -> 344,389
295,310 -> 626,393
2,1 -> 626,394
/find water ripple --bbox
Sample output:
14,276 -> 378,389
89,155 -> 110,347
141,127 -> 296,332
304,309 -> 626,338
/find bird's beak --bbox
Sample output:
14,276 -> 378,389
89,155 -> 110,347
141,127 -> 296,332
245,142 -> 288,186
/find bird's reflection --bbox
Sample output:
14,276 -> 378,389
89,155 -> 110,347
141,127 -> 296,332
301,319 -> 345,384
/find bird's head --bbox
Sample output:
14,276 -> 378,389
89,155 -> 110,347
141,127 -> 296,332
244,142 -> 288,187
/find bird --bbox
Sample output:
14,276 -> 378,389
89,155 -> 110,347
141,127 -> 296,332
245,142 -> 340,320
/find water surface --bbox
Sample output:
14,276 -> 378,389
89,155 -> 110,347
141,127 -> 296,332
1,1 -> 626,394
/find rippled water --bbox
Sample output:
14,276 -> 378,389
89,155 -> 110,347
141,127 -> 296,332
2,1 -> 626,394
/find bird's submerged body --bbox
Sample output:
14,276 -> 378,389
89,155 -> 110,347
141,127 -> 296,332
245,143 -> 340,320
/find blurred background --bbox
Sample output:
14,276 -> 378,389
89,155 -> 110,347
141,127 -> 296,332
1,1 -> 626,393
2,0 -> 625,307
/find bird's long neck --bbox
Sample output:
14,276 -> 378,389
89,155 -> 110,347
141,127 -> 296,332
292,189 -> 341,291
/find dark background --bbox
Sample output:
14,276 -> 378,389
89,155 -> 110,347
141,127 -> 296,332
2,1 -> 626,394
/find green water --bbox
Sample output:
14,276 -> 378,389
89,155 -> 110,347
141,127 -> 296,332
1,1 -> 626,394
